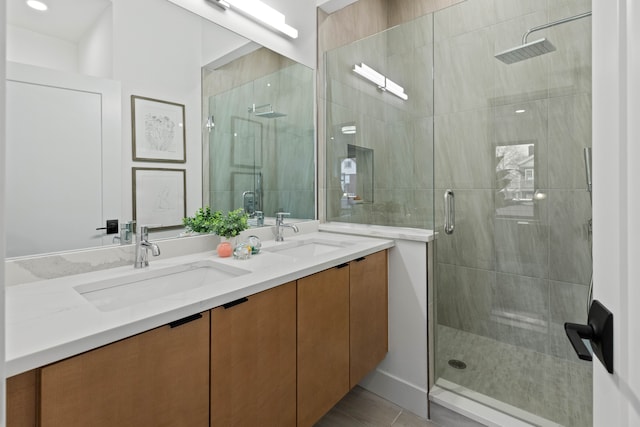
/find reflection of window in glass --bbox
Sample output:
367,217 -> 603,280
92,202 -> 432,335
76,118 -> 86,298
341,158 -> 357,196
525,168 -> 534,181
339,145 -> 374,209
496,143 -> 536,218
341,158 -> 356,174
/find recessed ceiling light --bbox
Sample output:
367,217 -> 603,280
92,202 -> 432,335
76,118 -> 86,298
26,0 -> 48,11
515,109 -> 526,114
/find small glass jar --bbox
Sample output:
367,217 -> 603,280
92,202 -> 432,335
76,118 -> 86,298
233,242 -> 252,260
247,235 -> 262,254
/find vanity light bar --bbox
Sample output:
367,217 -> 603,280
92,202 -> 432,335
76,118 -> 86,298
26,0 -> 48,11
210,0 -> 299,39
352,63 -> 408,101
212,0 -> 230,7
353,63 -> 385,88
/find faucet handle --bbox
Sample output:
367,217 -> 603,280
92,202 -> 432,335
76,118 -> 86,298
137,224 -> 162,234
275,212 -> 290,220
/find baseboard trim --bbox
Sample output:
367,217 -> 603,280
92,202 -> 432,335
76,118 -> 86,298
358,368 -> 428,418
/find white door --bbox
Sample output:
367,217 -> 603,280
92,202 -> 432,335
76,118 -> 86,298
592,1 -> 640,425
6,80 -> 104,257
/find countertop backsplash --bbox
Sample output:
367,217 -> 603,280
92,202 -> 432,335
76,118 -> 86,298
5,221 -> 321,287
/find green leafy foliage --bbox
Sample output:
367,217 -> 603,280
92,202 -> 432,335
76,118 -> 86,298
183,207 -> 249,238
182,206 -> 216,233
211,208 -> 249,238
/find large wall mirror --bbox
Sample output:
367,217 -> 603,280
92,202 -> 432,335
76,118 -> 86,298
6,0 -> 120,258
202,47 -> 315,223
5,0 -> 316,259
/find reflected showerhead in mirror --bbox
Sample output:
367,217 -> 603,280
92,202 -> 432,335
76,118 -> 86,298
248,103 -> 287,118
255,110 -> 287,118
495,11 -> 591,64
495,38 -> 556,64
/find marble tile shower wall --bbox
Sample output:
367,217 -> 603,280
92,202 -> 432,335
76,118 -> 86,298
433,0 -> 593,365
208,62 -> 315,219
325,13 -> 435,229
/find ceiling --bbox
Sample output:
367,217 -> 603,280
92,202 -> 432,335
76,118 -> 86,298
7,0 -> 112,42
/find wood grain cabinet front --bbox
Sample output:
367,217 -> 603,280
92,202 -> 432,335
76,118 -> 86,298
210,281 -> 297,427
349,250 -> 389,387
38,312 -> 210,427
7,370 -> 37,427
297,264 -> 351,427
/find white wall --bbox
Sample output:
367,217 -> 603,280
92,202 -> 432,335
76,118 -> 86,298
201,21 -> 252,68
593,1 -> 640,426
360,239 -> 429,418
112,0 -> 204,224
78,7 -> 113,78
6,25 -> 77,72
166,0 -> 316,69
1,1 -> 7,424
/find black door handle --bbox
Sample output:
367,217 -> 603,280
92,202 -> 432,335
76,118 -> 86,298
565,299 -> 614,374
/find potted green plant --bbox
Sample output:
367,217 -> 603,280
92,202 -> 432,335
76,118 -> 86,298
182,206 -> 216,234
211,208 -> 249,257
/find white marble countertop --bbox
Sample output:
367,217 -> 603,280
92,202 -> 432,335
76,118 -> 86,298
6,231 -> 394,377
319,222 -> 436,242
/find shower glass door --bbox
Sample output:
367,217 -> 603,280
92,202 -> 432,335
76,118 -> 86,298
433,0 -> 593,425
324,15 -> 435,229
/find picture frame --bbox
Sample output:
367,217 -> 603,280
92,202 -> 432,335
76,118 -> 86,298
132,95 -> 186,163
132,167 -> 186,230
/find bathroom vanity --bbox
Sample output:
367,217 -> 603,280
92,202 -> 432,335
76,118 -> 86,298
5,231 -> 393,427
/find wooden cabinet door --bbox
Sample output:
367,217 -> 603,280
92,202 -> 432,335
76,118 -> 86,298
39,312 -> 210,427
211,282 -> 296,427
350,250 -> 389,387
7,370 -> 37,427
297,265 -> 350,427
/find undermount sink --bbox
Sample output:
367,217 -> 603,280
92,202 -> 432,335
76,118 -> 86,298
263,238 -> 352,259
75,260 -> 250,311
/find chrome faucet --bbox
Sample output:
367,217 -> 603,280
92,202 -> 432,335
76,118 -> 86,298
242,190 -> 255,215
113,220 -> 135,245
275,212 -> 299,242
134,225 -> 161,268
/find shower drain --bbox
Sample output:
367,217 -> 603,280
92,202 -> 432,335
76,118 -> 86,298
448,359 -> 467,370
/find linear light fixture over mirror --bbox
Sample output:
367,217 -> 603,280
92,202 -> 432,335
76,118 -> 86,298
353,63 -> 408,101
210,0 -> 299,39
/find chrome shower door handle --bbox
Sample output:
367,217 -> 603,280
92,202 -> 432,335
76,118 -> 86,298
444,189 -> 455,235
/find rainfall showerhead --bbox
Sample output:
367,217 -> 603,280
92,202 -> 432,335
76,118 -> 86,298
248,103 -> 287,119
255,110 -> 287,118
495,38 -> 556,64
495,11 -> 591,64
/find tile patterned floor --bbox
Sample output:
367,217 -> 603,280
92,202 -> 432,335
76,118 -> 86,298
315,386 -> 442,427
436,325 -> 592,427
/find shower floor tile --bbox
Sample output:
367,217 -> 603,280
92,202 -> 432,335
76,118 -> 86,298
436,325 -> 592,427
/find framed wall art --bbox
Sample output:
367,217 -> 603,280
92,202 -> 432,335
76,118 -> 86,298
132,167 -> 186,230
132,95 -> 186,163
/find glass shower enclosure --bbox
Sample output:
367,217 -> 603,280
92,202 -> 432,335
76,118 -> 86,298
325,1 -> 592,425
203,48 -> 315,221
